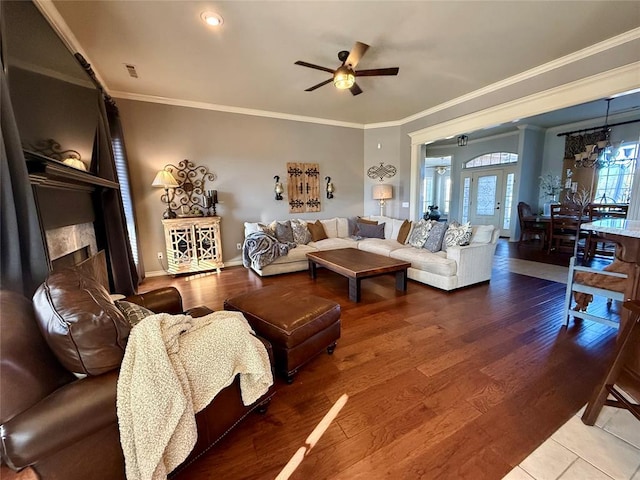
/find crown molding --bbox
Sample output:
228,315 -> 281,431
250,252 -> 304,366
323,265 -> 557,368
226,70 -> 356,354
409,62 -> 640,145
109,91 -> 365,129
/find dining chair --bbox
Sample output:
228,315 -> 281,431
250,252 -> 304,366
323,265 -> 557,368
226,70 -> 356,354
584,203 -> 629,260
517,201 -> 547,247
547,204 -> 588,254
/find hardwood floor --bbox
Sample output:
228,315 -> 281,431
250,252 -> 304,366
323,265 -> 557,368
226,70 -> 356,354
140,263 -> 619,480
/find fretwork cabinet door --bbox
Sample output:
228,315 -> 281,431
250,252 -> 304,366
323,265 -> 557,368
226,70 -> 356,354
162,217 -> 224,275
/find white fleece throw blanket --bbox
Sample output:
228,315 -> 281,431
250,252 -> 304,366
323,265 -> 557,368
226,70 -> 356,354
116,311 -> 273,480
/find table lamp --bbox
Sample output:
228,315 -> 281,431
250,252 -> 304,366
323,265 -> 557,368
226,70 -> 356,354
372,184 -> 392,216
152,169 -> 179,219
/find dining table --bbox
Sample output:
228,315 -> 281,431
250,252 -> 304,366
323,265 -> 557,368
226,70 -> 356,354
522,213 -> 590,251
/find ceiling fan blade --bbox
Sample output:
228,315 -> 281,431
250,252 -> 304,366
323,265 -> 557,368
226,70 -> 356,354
294,61 -> 335,74
350,83 -> 363,96
344,42 -> 369,68
305,78 -> 333,92
355,67 -> 399,77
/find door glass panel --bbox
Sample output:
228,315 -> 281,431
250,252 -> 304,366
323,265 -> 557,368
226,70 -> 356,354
476,175 -> 497,216
462,177 -> 471,223
503,173 -> 515,229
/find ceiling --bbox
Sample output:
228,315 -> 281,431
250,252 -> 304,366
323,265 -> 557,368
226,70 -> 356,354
46,1 -> 640,126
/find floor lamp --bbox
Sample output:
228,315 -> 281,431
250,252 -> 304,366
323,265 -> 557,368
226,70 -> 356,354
372,184 -> 392,216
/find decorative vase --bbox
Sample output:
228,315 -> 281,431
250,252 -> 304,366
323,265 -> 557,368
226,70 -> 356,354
427,206 -> 441,221
543,195 -> 558,216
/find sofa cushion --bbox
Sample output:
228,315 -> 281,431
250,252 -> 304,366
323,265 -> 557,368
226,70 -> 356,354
265,244 -> 316,264
423,221 -> 448,252
291,219 -> 312,245
397,220 -> 412,244
32,269 -> 131,376
357,239 -> 410,256
390,248 -> 457,277
115,300 -> 154,327
309,238 -> 357,250
444,222 -> 472,248
274,220 -> 294,243
407,219 -> 432,248
357,222 -> 385,239
308,220 -> 328,241
471,224 -> 495,244
336,217 -> 350,238
319,218 -> 338,238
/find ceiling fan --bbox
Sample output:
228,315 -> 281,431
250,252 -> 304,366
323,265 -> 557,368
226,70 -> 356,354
295,41 -> 399,96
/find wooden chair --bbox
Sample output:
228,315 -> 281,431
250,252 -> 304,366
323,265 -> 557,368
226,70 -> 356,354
517,201 -> 547,247
585,204 -> 629,260
547,204 -> 587,254
582,299 -> 640,425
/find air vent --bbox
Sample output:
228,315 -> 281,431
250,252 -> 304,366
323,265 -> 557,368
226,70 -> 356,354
124,64 -> 138,78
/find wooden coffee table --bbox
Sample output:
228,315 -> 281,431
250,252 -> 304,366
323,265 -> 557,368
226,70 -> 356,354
306,248 -> 411,302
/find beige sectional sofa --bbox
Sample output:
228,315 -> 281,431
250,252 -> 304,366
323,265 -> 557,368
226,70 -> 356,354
243,216 -> 499,291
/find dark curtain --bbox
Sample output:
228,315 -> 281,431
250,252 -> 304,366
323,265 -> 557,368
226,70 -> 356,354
0,59 -> 48,296
94,95 -> 138,295
105,100 -> 145,282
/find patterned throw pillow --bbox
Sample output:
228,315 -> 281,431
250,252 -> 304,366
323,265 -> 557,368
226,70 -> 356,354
257,222 -> 276,236
423,221 -> 448,252
291,219 -> 312,245
444,221 -> 473,248
115,300 -> 155,327
274,220 -> 294,243
307,220 -> 328,241
407,219 -> 433,248
356,222 -> 385,239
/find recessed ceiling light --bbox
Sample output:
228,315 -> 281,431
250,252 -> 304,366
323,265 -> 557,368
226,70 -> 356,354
201,11 -> 223,27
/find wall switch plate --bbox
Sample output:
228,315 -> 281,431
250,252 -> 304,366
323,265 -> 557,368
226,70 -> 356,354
402,202 -> 409,208
236,243 -> 242,250
157,252 -> 163,259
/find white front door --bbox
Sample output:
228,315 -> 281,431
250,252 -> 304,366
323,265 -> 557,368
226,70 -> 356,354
462,168 -> 505,232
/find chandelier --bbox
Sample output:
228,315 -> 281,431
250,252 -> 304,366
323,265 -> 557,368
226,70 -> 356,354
573,99 -> 622,169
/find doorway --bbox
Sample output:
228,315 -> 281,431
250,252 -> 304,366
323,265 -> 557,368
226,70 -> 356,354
460,167 -> 516,237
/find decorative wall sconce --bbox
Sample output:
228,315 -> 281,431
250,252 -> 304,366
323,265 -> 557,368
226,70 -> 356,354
325,176 -> 334,199
372,184 -> 392,216
152,169 -> 180,219
457,135 -> 468,147
274,175 -> 284,200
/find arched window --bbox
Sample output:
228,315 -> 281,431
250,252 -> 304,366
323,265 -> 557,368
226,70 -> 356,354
465,152 -> 518,168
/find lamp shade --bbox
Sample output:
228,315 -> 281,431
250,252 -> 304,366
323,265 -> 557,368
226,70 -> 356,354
372,184 -> 392,200
152,170 -> 179,188
62,157 -> 87,171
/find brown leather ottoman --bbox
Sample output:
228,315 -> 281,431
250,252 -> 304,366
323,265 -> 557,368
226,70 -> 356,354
224,286 -> 340,383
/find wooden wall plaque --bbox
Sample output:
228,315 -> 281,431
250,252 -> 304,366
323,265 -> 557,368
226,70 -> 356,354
287,162 -> 320,213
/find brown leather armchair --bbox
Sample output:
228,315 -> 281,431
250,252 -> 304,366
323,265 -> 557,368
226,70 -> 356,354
0,286 -> 274,480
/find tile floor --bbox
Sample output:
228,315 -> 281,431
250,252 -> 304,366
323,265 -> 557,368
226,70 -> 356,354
497,254 -> 640,480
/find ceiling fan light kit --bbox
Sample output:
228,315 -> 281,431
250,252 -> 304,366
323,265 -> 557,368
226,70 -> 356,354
201,11 -> 223,27
334,66 -> 355,89
295,41 -> 399,96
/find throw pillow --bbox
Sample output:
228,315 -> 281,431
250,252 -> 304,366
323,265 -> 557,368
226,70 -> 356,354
257,222 -> 276,236
32,269 -> 131,376
471,225 -> 494,244
423,221 -> 448,252
116,300 -> 155,327
291,219 -> 312,245
356,222 -> 385,239
307,220 -> 328,241
274,220 -> 294,243
407,219 -> 432,248
444,221 -> 473,248
396,220 -> 412,244
357,217 -> 378,225
347,216 -> 359,236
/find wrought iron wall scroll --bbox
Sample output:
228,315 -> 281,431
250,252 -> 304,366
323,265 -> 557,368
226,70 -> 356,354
164,159 -> 216,214
367,162 -> 397,182
287,162 -> 320,213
